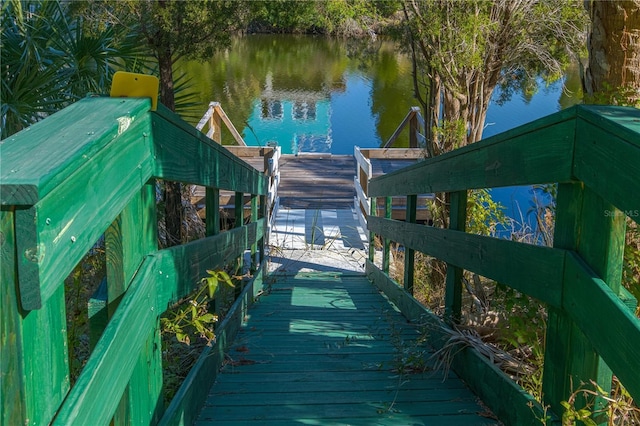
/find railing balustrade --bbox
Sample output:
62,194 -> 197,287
366,105 -> 640,425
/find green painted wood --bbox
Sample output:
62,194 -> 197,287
563,252 -> 640,403
195,416 -> 496,426
383,197 -> 391,273
151,106 -> 266,196
53,256 -> 158,425
205,187 -> 220,236
0,97 -> 152,206
88,278 -> 108,348
3,206 -> 70,425
159,264 -> 266,426
573,116 -> 640,226
543,184 -> 626,420
403,194 -> 417,294
107,183 -> 161,425
154,220 -> 265,310
368,217 -> 565,308
369,196 -> 376,263
1,209 -> 27,425
14,114 -> 155,310
445,190 -> 467,323
197,272 -> 492,425
368,109 -> 577,197
366,261 -> 557,426
106,184 -> 157,315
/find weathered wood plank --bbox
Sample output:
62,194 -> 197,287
196,272 -> 493,425
362,148 -> 425,160
563,252 -> 640,403
152,105 -> 266,195
367,217 -> 565,308
15,115 -> 155,310
0,97 -> 151,206
366,261 -> 557,426
369,109 -> 577,197
574,116 -> 640,225
53,256 -> 158,425
159,264 -> 266,426
154,220 -> 265,309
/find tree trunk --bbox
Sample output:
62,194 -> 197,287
158,47 -> 183,246
584,0 -> 640,105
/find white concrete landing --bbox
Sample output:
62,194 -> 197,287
271,207 -> 367,250
268,207 -> 369,274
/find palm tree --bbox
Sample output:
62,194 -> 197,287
1,0 -> 144,139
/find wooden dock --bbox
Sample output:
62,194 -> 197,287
192,148 -> 429,220
196,273 -> 496,425
277,154 -> 355,209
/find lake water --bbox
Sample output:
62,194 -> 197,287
181,34 -> 583,230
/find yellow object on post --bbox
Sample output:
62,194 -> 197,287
110,71 -> 159,111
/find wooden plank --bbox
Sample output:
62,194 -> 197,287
214,104 -> 247,146
106,183 -> 161,425
543,183 -> 625,417
382,107 -> 417,148
404,194 -> 417,294
15,115 -> 155,310
365,148 -> 425,160
369,109 -> 577,197
366,261 -> 558,426
196,272 -> 493,425
224,146 -> 275,159
563,252 -> 640,403
445,190 -> 467,322
1,209 -> 27,425
154,220 -> 265,309
53,256 -> 157,425
151,106 -> 266,195
159,265 -> 266,426
574,117 -> 640,225
367,217 -> 565,308
0,97 -> 151,206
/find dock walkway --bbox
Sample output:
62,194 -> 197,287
194,206 -> 497,425
195,272 -> 497,425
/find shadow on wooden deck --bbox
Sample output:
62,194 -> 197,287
195,273 -> 499,425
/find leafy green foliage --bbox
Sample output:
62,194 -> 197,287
161,270 -> 234,346
1,0 -> 143,138
560,379 -> 640,426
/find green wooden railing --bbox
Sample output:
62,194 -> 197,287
1,97 -> 268,425
366,105 -> 640,425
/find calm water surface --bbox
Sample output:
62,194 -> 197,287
181,34 -> 583,228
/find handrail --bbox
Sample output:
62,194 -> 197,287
382,106 -> 425,149
196,101 -> 247,146
1,97 -> 267,425
224,145 -> 281,243
366,104 -> 640,425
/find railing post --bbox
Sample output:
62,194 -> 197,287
206,187 -> 220,236
369,197 -> 377,264
543,183 -> 626,421
211,104 -> 222,144
250,194 -> 259,272
235,191 -> 244,283
1,210 -> 71,425
444,190 -> 467,323
383,197 -> 392,273
105,183 -> 162,425
409,109 -> 418,148
404,194 -> 417,294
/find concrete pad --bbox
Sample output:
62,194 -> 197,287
269,207 -> 369,274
